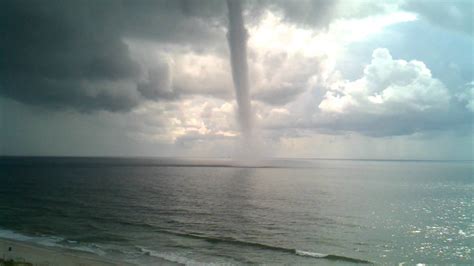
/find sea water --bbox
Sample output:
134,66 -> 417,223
0,157 -> 472,264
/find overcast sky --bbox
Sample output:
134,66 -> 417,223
1,0 -> 472,159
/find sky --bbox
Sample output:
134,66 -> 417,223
0,0 -> 473,160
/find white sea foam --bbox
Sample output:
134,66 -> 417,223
68,244 -> 106,256
137,246 -> 221,266
0,228 -> 34,242
295,249 -> 328,258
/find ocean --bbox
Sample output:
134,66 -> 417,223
0,157 -> 472,264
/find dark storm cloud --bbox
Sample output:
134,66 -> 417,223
0,0 -> 226,112
311,109 -> 473,137
137,63 -> 176,100
261,105 -> 473,139
120,0 -> 227,49
0,0 -> 341,112
0,0 -> 135,111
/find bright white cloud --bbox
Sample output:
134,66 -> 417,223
172,53 -> 233,98
319,48 -> 450,115
131,97 -> 238,144
245,10 -> 417,106
456,82 -> 474,112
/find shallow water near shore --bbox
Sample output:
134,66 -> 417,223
0,157 -> 472,264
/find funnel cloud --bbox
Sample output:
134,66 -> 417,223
226,0 -> 253,145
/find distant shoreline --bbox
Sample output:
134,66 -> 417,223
0,155 -> 472,163
1,156 -> 471,171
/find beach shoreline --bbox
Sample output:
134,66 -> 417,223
0,237 -> 133,266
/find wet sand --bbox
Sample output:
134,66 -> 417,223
0,238 -> 132,266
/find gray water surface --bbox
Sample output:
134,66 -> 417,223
0,157 -> 472,264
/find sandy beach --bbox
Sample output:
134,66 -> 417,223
0,238 -> 132,266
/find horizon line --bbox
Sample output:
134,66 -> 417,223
0,154 -> 472,162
